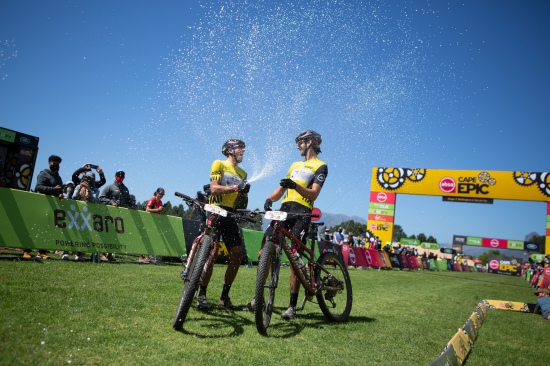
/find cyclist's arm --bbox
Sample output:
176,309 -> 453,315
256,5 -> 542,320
210,179 -> 238,195
267,186 -> 285,202
294,182 -> 322,202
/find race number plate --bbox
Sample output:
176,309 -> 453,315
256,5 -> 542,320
204,204 -> 228,217
264,211 -> 287,221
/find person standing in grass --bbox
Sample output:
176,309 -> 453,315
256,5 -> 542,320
195,138 -> 250,311
143,187 -> 166,263
26,155 -> 65,259
249,130 -> 327,320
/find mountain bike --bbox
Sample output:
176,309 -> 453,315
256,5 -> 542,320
172,192 -> 254,331
240,209 -> 353,334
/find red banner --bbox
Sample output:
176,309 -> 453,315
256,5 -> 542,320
369,191 -> 396,204
364,249 -> 381,267
482,238 -> 507,249
367,213 -> 394,222
346,246 -> 367,267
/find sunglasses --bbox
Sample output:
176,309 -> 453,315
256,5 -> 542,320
158,193 -> 165,196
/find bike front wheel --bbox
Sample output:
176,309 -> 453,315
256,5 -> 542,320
315,252 -> 352,322
254,239 -> 278,334
173,235 -> 212,330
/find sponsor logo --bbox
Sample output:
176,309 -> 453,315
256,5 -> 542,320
20,149 -> 33,157
370,223 -> 376,230
526,243 -> 538,250
364,250 -> 372,266
19,136 -> 30,144
546,268 -> 550,276
490,239 -> 499,248
54,205 -> 125,234
376,192 -> 387,202
489,260 -> 499,270
454,236 -> 465,243
439,177 -> 456,193
349,248 -> 356,264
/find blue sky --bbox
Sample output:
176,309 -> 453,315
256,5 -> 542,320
1,0 -> 549,250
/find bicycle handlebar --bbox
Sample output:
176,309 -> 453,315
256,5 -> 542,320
237,209 -> 320,219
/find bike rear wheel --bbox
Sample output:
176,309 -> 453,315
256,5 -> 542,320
315,252 -> 352,322
173,235 -> 212,330
254,240 -> 278,334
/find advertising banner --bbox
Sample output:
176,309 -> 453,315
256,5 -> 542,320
482,238 -> 507,249
367,220 -> 393,246
369,191 -> 396,204
467,237 -> 482,246
370,167 -> 550,202
487,255 -> 521,276
364,249 -> 381,267
421,242 -> 440,250
452,235 -> 467,245
400,238 -> 420,246
0,188 -> 185,256
346,246 -> 367,267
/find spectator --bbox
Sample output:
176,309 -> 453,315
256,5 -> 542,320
62,180 -> 74,199
142,187 -> 166,263
346,232 -> 355,246
332,227 -> 344,245
356,235 -> 364,247
323,228 -> 331,242
72,164 -> 106,202
98,170 -> 135,262
534,287 -> 550,322
27,155 -> 64,259
421,252 -> 429,270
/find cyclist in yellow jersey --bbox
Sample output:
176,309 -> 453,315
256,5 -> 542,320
197,138 -> 250,311
246,130 -> 327,319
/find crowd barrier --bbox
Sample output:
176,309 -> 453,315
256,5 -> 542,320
334,244 -> 479,272
429,299 -> 535,365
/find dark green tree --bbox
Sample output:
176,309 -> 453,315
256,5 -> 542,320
417,233 -> 427,243
392,225 -> 407,242
426,235 -> 437,243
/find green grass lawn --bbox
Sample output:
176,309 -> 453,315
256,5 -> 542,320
0,258 -> 548,365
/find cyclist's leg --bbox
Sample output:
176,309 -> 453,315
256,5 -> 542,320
217,216 -> 242,309
282,214 -> 310,320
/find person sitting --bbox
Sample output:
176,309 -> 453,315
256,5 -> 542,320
534,287 -> 550,322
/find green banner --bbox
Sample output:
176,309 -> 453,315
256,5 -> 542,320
400,238 -> 420,246
368,208 -> 395,216
467,237 -> 482,246
420,242 -> 440,250
507,240 -> 524,250
0,127 -> 16,143
531,253 -> 545,261
369,202 -> 395,211
0,188 -> 185,256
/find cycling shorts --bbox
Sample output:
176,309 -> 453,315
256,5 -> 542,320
212,209 -> 243,249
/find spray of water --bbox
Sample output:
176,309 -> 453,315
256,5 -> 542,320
145,0 -> 464,200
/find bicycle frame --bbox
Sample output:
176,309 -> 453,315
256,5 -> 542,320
268,221 -> 319,296
182,211 -> 220,285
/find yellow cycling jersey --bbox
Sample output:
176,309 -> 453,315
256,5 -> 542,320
282,157 -> 328,209
208,159 -> 248,209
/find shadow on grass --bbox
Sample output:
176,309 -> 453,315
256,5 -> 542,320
175,307 -> 255,338
175,304 -> 376,339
